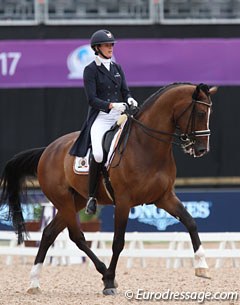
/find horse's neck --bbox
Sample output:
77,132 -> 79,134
130,87 -> 188,162
139,85 -> 191,133
139,95 -> 176,137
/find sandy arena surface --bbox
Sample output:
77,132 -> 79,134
0,257 -> 239,305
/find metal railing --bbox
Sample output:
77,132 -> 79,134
0,0 -> 39,25
0,0 -> 240,26
44,0 -> 154,25
160,0 -> 240,24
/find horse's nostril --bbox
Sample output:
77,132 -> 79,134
196,148 -> 207,156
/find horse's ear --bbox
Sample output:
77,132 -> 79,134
209,86 -> 218,95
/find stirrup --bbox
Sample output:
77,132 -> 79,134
85,197 -> 97,215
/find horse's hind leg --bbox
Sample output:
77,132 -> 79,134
157,196 -> 210,279
27,212 -> 66,294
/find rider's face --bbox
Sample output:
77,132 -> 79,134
98,43 -> 114,59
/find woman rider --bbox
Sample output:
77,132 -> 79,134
70,29 -> 138,214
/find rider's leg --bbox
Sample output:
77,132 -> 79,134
85,112 -> 109,214
85,156 -> 102,215
85,110 -> 121,214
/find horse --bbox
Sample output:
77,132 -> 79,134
0,82 -> 217,295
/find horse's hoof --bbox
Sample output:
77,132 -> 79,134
103,288 -> 117,296
27,286 -> 42,294
195,268 -> 211,279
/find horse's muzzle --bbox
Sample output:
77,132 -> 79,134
192,136 -> 210,157
194,146 -> 208,157
181,129 -> 210,157
181,137 -> 209,157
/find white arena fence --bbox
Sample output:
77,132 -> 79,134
0,231 -> 239,268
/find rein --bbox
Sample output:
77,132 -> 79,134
130,115 -> 180,145
129,103 -> 211,149
112,84 -> 212,167
129,84 -> 212,148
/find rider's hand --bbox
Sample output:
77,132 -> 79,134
111,102 -> 127,113
127,97 -> 138,107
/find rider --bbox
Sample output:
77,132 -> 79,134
70,29 -> 138,215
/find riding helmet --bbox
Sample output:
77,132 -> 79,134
90,29 -> 116,49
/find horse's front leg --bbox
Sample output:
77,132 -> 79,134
157,195 -> 210,279
102,205 -> 130,295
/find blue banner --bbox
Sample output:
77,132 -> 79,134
100,189 -> 240,232
1,188 -> 239,232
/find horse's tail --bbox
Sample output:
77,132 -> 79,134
0,147 -> 45,244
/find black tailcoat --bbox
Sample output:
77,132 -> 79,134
69,60 -> 131,157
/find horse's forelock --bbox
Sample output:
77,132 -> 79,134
198,83 -> 210,96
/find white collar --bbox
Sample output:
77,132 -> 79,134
95,56 -> 111,66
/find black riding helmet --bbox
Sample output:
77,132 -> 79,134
90,29 -> 116,58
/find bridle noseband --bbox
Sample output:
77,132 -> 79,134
176,99 -> 212,150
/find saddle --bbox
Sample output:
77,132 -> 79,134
73,114 -> 128,174
102,116 -> 124,164
73,107 -> 138,202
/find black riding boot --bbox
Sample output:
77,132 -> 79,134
85,157 -> 101,215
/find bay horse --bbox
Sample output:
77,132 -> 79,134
0,83 -> 217,295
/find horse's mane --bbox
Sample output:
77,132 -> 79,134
137,82 -> 193,116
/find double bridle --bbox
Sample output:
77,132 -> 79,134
112,84 -> 212,167
127,86 -> 212,149
175,99 -> 212,150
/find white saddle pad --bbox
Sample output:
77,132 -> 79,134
73,115 -> 127,175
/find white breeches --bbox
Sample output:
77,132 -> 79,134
90,109 -> 120,163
